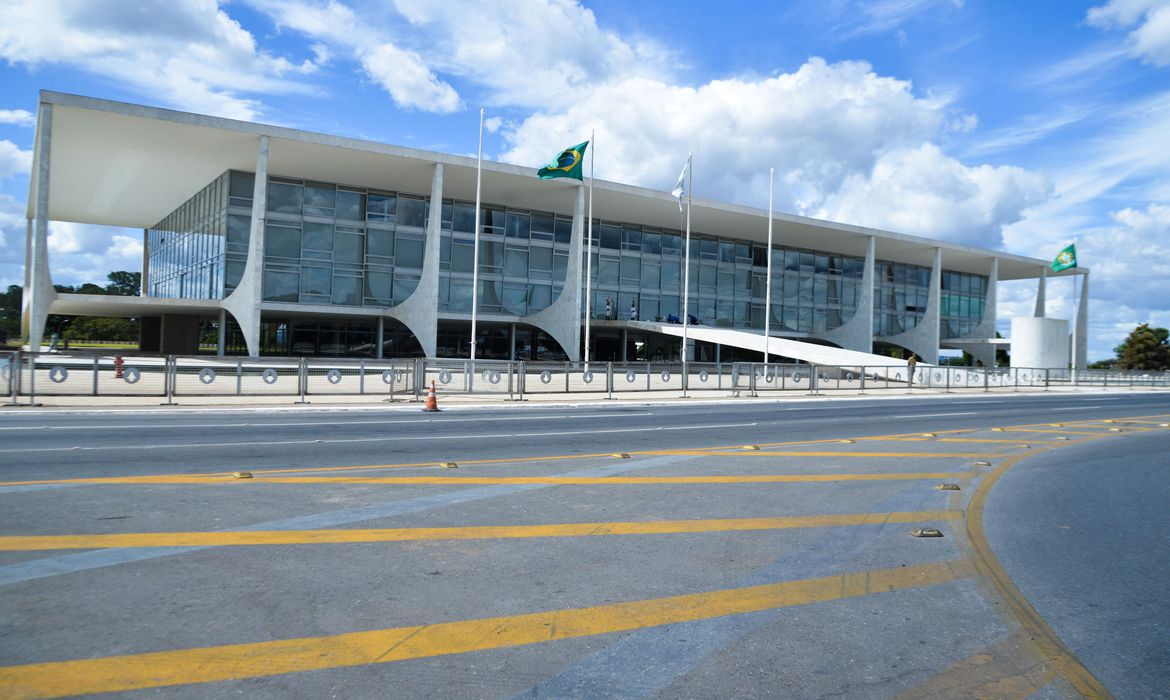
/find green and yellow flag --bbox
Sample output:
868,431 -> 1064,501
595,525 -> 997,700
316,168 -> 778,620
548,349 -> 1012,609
537,140 -> 589,180
1051,243 -> 1077,272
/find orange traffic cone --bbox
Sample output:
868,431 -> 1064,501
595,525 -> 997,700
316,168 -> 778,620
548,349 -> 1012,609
423,380 -> 439,412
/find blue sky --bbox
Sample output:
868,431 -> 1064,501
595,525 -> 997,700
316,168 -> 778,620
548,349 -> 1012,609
2,0 -> 1169,361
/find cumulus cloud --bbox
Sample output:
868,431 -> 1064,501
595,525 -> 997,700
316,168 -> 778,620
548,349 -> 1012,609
0,109 -> 35,126
0,0 -> 323,119
816,143 -> 1051,247
0,140 -> 32,180
1088,0 -> 1170,66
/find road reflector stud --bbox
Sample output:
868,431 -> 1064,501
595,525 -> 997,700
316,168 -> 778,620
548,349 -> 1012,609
921,433 -> 937,438
611,453 -> 630,459
1104,419 -> 1116,423
742,445 -> 760,450
1050,423 -> 1064,427
911,528 -> 944,538
973,460 -> 991,467
1108,427 -> 1123,432
936,483 -> 961,491
1160,423 -> 1170,428
439,462 -> 458,469
232,471 -> 253,479
1055,436 -> 1070,440
991,427 -> 1005,432
838,439 -> 855,444
1015,444 -> 1031,448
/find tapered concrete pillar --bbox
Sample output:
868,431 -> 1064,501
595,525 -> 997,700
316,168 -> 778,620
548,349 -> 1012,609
1073,271 -> 1089,370
222,135 -> 269,357
883,247 -> 942,363
1033,265 -> 1046,318
387,162 -> 442,357
821,235 -> 874,353
950,257 -> 997,368
23,102 -> 57,351
524,185 -> 585,361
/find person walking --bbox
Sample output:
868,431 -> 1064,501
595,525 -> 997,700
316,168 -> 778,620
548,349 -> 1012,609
907,353 -> 918,385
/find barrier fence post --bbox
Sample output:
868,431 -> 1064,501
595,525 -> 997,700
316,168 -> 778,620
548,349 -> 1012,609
92,356 -> 99,396
810,364 -> 818,396
681,360 -> 688,398
359,359 -> 366,395
296,357 -> 308,404
162,355 -> 175,405
9,351 -> 18,405
607,361 -> 614,400
414,359 -> 423,401
28,352 -> 36,405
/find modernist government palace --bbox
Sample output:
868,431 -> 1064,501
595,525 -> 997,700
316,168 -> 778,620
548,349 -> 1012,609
20,92 -> 1087,368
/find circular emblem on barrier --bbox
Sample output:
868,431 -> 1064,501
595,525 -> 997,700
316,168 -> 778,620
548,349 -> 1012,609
934,372 -> 942,382
661,370 -> 671,382
49,365 -> 68,383
765,372 -> 774,383
262,368 -> 278,384
199,368 -> 216,384
488,370 -> 501,384
846,373 -> 854,381
793,372 -> 803,383
873,372 -> 881,381
1021,373 -> 1030,382
699,370 -> 709,382
540,370 -> 552,384
123,367 -> 141,384
327,369 -> 342,384
582,370 -> 594,384
894,371 -> 904,381
625,370 -> 637,383
382,369 -> 396,384
438,369 -> 452,384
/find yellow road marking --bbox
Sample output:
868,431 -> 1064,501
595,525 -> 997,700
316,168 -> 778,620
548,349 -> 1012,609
1001,428 -> 1118,436
965,451 -> 1113,698
19,472 -> 973,487
642,450 -> 1006,458
0,510 -> 960,551
0,560 -> 969,698
931,438 -> 1067,445
896,633 -> 1057,699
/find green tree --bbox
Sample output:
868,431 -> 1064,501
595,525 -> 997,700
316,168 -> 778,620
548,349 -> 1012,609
62,316 -> 138,342
1115,323 -> 1170,370
0,284 -> 21,342
105,271 -> 140,296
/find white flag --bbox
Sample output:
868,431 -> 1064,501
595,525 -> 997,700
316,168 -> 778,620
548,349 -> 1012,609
671,159 -> 689,213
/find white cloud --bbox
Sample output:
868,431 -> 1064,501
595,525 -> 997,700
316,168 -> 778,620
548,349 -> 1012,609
1088,0 -> 1170,66
0,140 -> 32,179
361,43 -> 461,113
0,0 -> 323,120
497,57 -> 1044,246
0,109 -> 35,126
815,143 -> 1050,247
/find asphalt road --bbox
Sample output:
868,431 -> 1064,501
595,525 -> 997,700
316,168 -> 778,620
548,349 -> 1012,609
1,391 -> 1168,698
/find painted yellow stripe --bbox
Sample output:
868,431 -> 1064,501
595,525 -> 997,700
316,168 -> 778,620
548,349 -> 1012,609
0,560 -> 969,698
896,633 -> 1056,699
24,472 -> 972,487
1000,428 -> 1116,436
0,510 -> 959,551
965,451 -> 1113,698
932,438 -> 1067,445
643,450 -> 1006,458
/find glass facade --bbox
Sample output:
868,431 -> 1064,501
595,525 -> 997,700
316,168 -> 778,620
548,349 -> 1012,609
145,169 -> 988,353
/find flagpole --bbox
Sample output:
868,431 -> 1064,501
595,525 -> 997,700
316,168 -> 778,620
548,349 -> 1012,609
470,107 -> 484,361
764,167 -> 774,373
584,129 -> 594,371
681,152 -> 692,366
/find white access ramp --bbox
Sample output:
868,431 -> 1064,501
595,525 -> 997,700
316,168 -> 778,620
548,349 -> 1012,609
626,321 -> 920,378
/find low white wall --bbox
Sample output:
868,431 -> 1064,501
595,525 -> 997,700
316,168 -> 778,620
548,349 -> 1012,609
1011,317 -> 1069,368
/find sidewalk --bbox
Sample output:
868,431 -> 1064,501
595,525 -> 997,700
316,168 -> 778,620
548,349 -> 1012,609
3,384 -> 1163,411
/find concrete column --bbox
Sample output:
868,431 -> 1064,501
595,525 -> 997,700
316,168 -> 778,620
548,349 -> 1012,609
821,235 -> 875,353
376,316 -> 385,360
950,257 -> 997,368
509,323 -> 517,361
221,135 -> 269,357
523,185 -> 585,361
621,328 -> 628,362
216,308 -> 226,357
23,102 -> 57,351
883,247 -> 942,364
386,162 -> 442,357
141,227 -> 151,296
1033,265 -> 1046,317
1074,271 -> 1089,370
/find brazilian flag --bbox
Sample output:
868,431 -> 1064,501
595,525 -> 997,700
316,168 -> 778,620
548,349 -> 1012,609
537,140 -> 589,180
1051,243 -> 1077,272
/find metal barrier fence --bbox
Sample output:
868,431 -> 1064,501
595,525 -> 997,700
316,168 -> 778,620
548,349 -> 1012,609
3,351 -> 1169,404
